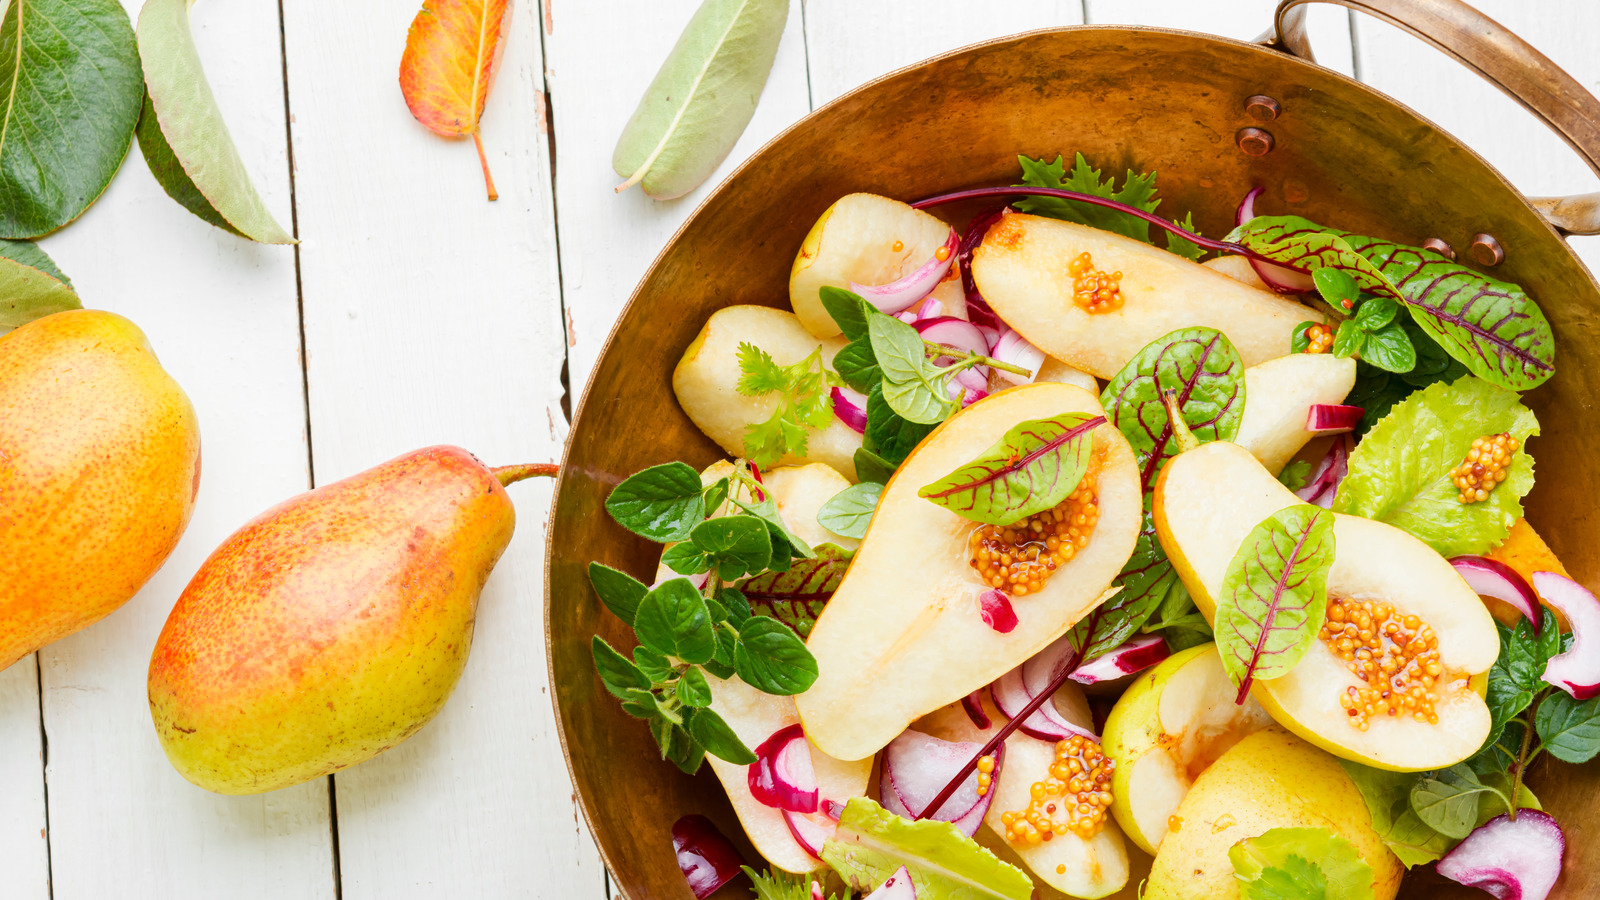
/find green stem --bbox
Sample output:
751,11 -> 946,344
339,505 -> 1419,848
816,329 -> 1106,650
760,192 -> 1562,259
1509,692 -> 1545,821
1161,391 -> 1201,453
926,341 -> 1034,378
492,462 -> 559,486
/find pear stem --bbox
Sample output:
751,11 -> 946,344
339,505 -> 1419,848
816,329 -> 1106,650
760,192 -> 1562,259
1162,390 -> 1201,454
492,463 -> 559,486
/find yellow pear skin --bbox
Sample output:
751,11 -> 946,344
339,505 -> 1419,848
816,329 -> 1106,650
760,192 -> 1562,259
0,310 -> 200,670
148,446 -> 548,795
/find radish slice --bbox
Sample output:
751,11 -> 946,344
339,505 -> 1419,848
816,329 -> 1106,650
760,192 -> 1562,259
1236,187 -> 1315,293
1070,634 -> 1171,685
1452,556 -> 1541,631
782,807 -> 835,859
961,691 -> 991,730
851,228 -> 960,314
979,590 -> 1017,633
991,667 -> 1098,743
811,881 -> 825,900
1307,403 -> 1364,435
1532,572 -> 1600,699
748,724 -> 819,813
864,866 -> 918,899
1437,810 -> 1565,900
990,327 -> 1045,386
916,316 -> 993,396
671,815 -> 745,900
879,730 -> 1002,837
831,386 -> 868,434
1295,434 -> 1351,509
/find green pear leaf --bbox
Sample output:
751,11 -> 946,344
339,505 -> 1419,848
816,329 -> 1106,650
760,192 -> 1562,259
820,797 -> 1032,900
137,0 -> 294,243
0,0 -> 143,238
0,253 -> 80,334
0,239 -> 69,284
135,92 -> 241,236
918,412 -> 1103,525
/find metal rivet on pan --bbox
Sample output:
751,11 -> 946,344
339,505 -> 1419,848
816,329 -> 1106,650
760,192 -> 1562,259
1470,233 -> 1505,266
1236,127 -> 1274,157
1421,238 -> 1456,260
1245,95 -> 1281,122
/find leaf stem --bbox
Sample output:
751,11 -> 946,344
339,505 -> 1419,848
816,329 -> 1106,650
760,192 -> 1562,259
929,342 -> 1033,377
473,131 -> 499,201
1510,692 -> 1545,821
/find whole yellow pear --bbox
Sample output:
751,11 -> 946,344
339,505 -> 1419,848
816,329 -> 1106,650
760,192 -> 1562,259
147,446 -> 550,795
0,309 -> 200,670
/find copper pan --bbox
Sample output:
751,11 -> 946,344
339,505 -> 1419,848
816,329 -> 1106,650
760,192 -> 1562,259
546,1 -> 1600,897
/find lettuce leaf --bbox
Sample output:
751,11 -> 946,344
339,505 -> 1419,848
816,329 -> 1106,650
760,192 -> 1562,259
1332,376 -> 1537,557
1229,827 -> 1374,900
820,798 -> 1032,900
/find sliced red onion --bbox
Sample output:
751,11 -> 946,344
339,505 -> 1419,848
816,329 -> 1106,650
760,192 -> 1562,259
979,590 -> 1017,633
1236,187 -> 1315,293
671,815 -> 746,900
989,327 -> 1045,387
961,690 -> 991,730
915,316 -> 993,397
1532,572 -> 1600,699
748,724 -> 819,813
831,386 -> 868,434
879,730 -> 1002,837
957,208 -> 1006,333
863,866 -> 918,899
812,881 -> 825,900
1452,556 -> 1541,632
1437,810 -> 1564,900
1070,634 -> 1171,685
850,228 -> 960,314
822,798 -> 844,821
1295,435 -> 1351,509
992,668 -> 1098,743
782,808 -> 835,859
1306,404 -> 1364,435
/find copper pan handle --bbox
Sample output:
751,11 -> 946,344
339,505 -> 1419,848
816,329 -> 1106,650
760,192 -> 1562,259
1271,0 -> 1600,235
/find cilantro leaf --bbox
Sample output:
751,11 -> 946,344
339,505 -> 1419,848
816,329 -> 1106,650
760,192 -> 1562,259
737,343 -> 838,468
1230,827 -> 1374,900
1278,459 -> 1313,492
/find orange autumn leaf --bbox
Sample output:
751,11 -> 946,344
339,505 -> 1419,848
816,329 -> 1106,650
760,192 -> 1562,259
400,0 -> 512,201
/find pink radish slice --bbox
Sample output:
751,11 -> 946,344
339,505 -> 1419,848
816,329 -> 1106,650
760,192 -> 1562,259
1235,187 -> 1316,293
831,386 -> 868,434
990,327 -> 1045,386
1452,556 -> 1540,632
748,724 -> 820,813
1437,810 -> 1565,900
1295,434 -> 1351,509
1532,572 -> 1600,699
671,815 -> 746,900
822,798 -> 844,821
1307,403 -> 1364,434
782,807 -> 836,859
851,228 -> 960,314
979,590 -> 1017,633
1070,634 -> 1171,685
961,691 -> 991,729
811,881 -> 825,900
879,731 -> 1002,837
991,668 -> 1098,743
863,866 -> 918,899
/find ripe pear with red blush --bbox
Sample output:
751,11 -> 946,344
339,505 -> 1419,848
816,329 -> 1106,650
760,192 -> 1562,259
147,447 -> 554,795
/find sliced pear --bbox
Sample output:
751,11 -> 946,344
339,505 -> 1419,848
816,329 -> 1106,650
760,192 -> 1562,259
1145,728 -> 1402,900
1102,644 -> 1274,855
1034,357 -> 1100,397
762,463 -> 860,551
1200,254 -> 1270,291
675,305 -> 862,479
796,382 -> 1141,761
972,212 -> 1320,379
1153,441 -> 1498,771
790,193 -> 954,338
920,693 -> 1130,899
705,673 -> 873,874
1234,354 -> 1356,474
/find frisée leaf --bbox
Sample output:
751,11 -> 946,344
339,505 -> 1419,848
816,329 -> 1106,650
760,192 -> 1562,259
1016,153 -> 1161,243
821,797 -> 1033,900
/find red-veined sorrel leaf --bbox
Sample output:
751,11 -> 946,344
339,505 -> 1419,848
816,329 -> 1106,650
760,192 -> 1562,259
1214,505 -> 1336,703
735,543 -> 851,638
917,413 -> 1104,526
1070,511 -> 1172,658
400,0 -> 512,201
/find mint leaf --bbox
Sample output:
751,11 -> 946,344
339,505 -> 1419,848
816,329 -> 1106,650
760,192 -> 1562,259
587,562 -> 649,624
633,578 -> 716,665
821,797 -> 1032,900
1333,376 -> 1538,556
918,413 -> 1103,525
733,616 -> 818,695
833,338 -> 880,393
605,462 -> 706,541
1354,296 -> 1400,332
1229,827 -> 1374,900
591,636 -> 650,698
1332,318 -> 1365,359
1314,267 -> 1359,309
865,383 -> 936,466
1357,320 -> 1416,373
1535,693 -> 1600,763
1214,506 -> 1336,700
1411,765 -> 1496,839
817,482 -> 882,540
819,285 -> 874,341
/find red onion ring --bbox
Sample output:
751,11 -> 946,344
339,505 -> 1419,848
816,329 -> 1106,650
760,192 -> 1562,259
748,724 -> 819,813
1451,556 -> 1541,632
1437,810 -> 1564,900
1236,187 -> 1316,293
850,228 -> 960,314
961,690 -> 991,730
831,386 -> 868,434
1306,403 -> 1364,434
1532,572 -> 1600,699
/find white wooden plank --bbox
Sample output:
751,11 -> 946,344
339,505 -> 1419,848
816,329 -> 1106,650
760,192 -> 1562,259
30,1 -> 333,898
802,0 -> 1086,108
1084,0 -> 1355,77
548,0 -> 813,391
280,1 -> 602,896
0,657 -> 48,900
1351,1 -> 1600,263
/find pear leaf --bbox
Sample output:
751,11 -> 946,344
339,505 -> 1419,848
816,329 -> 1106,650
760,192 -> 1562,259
136,92 -> 241,237
399,0 -> 512,200
918,413 -> 1104,526
137,0 -> 295,243
0,254 -> 80,334
821,797 -> 1033,900
1214,505 -> 1336,702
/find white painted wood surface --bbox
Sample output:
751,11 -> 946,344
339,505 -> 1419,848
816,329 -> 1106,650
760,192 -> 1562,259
3,1 -> 1597,897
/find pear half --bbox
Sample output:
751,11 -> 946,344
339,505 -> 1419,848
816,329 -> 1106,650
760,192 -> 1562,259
1102,643 -> 1274,855
1234,353 -> 1356,475
972,212 -> 1320,379
1153,442 -> 1498,771
796,383 -> 1141,761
